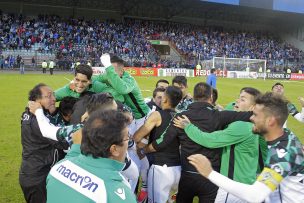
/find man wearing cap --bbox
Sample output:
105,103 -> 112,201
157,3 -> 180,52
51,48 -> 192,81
271,82 -> 304,126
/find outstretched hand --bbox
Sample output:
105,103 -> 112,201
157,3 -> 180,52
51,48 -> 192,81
188,154 -> 213,177
100,53 -> 111,68
28,101 -> 42,115
173,115 -> 191,129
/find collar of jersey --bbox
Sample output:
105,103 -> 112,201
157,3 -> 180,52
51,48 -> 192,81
188,101 -> 214,110
77,153 -> 125,171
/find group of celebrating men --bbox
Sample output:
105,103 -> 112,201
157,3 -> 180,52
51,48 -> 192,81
20,53 -> 304,203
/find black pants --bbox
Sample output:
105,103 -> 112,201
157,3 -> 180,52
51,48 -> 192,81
50,68 -> 53,75
19,173 -> 47,203
42,68 -> 46,73
176,171 -> 218,203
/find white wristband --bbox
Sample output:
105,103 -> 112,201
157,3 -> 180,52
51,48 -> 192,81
140,138 -> 149,145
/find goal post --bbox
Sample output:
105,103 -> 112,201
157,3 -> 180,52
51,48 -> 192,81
200,57 -> 267,80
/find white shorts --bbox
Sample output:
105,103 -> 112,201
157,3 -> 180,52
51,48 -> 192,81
148,164 -> 181,203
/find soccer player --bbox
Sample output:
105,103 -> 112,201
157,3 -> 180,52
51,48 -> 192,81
173,87 -> 267,203
146,87 -> 166,112
271,82 -> 304,126
98,54 -> 150,130
155,79 -> 169,89
144,82 -> 252,203
58,96 -> 78,124
206,68 -> 217,89
46,110 -> 137,203
188,92 -> 304,203
55,64 -> 124,102
134,86 -> 183,203
172,75 -> 193,113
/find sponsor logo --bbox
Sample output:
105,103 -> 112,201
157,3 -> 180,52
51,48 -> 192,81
56,164 -> 99,192
124,68 -> 137,75
266,73 -> 290,79
140,69 -> 156,76
114,188 -> 126,200
291,73 -> 304,80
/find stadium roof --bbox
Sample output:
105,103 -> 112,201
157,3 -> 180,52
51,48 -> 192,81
1,0 -> 304,30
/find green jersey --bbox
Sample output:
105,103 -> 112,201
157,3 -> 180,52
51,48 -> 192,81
94,66 -> 150,119
55,80 -> 124,102
225,102 -> 235,111
258,129 -> 304,203
185,121 -> 267,184
47,144 -> 136,203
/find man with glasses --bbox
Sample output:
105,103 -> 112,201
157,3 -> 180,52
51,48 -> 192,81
20,83 -> 70,203
47,110 -> 137,203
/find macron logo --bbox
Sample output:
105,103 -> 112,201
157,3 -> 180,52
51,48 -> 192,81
115,188 -> 126,200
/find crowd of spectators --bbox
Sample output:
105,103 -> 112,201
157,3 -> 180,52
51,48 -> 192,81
1,13 -> 304,70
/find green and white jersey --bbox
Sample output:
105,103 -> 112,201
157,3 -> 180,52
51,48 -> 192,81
258,129 -> 304,203
47,144 -> 137,203
56,124 -> 83,144
175,96 -> 193,113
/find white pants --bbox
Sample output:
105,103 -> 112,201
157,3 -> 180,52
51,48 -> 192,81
121,153 -> 139,192
128,146 -> 150,189
215,188 -> 249,203
148,164 -> 181,203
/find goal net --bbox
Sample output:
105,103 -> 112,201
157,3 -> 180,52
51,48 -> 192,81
200,57 -> 267,79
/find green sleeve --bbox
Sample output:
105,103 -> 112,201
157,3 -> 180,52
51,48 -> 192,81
55,84 -> 84,101
185,121 -> 251,148
90,80 -> 109,93
65,144 -> 81,159
92,74 -> 108,83
105,66 -> 135,94
55,84 -> 71,101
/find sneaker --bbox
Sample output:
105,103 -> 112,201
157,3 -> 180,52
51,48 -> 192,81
137,190 -> 148,203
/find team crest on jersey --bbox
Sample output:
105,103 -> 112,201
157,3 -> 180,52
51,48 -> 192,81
271,164 -> 284,175
276,148 -> 287,159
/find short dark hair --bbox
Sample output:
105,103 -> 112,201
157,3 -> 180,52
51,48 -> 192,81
193,82 -> 212,101
75,64 -> 93,80
81,110 -> 129,158
86,93 -> 115,114
110,55 -> 124,65
156,79 -> 169,88
240,87 -> 261,103
210,68 -> 216,74
172,76 -> 187,87
152,87 -> 166,98
271,82 -> 284,90
212,88 -> 218,105
59,97 -> 78,117
165,86 -> 183,108
255,92 -> 288,127
28,83 -> 47,101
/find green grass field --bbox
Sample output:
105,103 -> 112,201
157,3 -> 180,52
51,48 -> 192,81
0,72 -> 303,203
